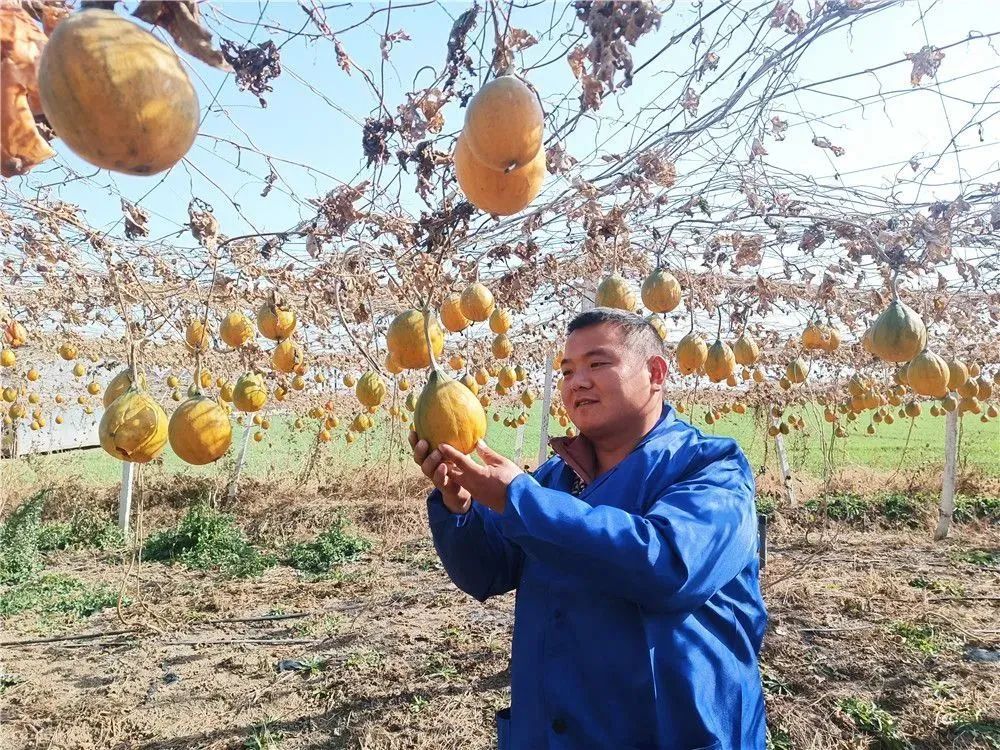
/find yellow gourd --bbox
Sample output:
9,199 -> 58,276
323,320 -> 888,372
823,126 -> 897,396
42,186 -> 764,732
641,269 -> 682,313
463,75 -> 543,172
732,332 -> 760,366
356,371 -> 386,408
440,293 -> 470,332
869,299 -> 927,363
185,319 -> 210,352
271,339 -> 303,374
946,359 -> 968,392
459,283 -> 495,322
386,309 -> 444,370
676,333 -> 708,376
168,395 -> 232,465
220,311 -> 254,348
785,358 -> 808,384
38,10 -> 199,174
489,308 -> 512,334
414,369 -> 487,455
98,388 -> 168,463
595,274 -> 637,312
256,301 -> 297,341
905,349 -> 948,398
646,314 -> 667,341
454,133 -> 545,216
233,372 -> 268,413
704,340 -> 736,383
103,368 -> 147,407
491,333 -> 513,360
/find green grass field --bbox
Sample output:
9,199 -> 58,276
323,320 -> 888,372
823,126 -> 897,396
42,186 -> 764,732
10,400 -> 998,491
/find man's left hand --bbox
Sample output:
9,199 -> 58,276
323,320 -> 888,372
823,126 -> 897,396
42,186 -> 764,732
437,440 -> 524,514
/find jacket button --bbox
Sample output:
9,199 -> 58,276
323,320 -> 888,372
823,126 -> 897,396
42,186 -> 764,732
553,608 -> 564,621
551,718 -> 567,734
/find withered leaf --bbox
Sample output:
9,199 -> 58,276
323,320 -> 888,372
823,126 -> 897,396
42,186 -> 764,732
121,199 -> 149,240
1,6 -> 55,178
133,1 -> 229,70
905,45 -> 944,86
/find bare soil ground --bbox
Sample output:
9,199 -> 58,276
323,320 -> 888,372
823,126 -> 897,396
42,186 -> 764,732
1,469 -> 998,750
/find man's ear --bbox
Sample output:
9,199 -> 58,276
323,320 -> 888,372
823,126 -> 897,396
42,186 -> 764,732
648,354 -> 669,388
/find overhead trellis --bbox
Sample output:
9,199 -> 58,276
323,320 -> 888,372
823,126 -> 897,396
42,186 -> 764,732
0,0 -> 998,378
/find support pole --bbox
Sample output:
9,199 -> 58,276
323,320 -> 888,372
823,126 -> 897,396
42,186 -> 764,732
934,408 -> 959,541
227,423 -> 254,502
118,461 -> 135,537
757,514 -> 768,571
772,416 -> 795,506
538,348 -> 555,466
514,423 -> 525,468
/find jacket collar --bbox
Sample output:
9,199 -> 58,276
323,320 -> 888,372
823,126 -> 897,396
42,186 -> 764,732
549,402 -> 675,486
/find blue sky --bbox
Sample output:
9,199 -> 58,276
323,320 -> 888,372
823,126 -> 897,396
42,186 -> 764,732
20,0 -> 997,248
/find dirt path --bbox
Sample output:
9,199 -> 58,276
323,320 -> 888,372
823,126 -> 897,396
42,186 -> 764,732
1,510 -> 998,749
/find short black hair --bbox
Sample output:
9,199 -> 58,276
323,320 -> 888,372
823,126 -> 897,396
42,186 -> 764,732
566,307 -> 665,358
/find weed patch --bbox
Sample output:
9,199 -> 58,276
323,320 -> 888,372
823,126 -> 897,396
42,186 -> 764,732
952,549 -> 1000,567
838,697 -> 910,749
907,577 -> 964,596
948,715 -> 1000,749
0,491 -> 47,584
285,515 -> 371,575
953,494 -> 1000,524
144,503 -> 275,578
879,493 -> 926,526
756,494 -> 777,519
37,509 -> 124,552
806,494 -> 873,524
766,725 -> 794,750
0,573 -> 120,620
244,718 -> 283,749
890,622 -> 945,656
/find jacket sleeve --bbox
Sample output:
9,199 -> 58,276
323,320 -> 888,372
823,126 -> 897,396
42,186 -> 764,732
495,440 -> 757,614
427,490 -> 525,603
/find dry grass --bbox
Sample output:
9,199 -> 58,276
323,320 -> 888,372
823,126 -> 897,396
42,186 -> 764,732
0,474 -> 997,749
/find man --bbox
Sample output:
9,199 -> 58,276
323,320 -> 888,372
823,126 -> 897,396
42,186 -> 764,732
410,308 -> 767,750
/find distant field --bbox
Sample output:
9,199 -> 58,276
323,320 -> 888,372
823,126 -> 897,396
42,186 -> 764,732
10,400 -> 998,491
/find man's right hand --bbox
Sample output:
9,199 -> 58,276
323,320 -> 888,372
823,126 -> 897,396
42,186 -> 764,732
409,431 -> 472,514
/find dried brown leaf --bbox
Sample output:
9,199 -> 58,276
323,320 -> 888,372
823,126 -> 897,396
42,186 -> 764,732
905,45 -> 944,86
133,1 -> 229,70
0,7 -> 54,178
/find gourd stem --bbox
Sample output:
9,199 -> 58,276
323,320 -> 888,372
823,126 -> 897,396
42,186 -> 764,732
193,350 -> 202,397
716,305 -> 723,341
423,305 -> 441,376
688,304 -> 695,334
127,340 -> 137,387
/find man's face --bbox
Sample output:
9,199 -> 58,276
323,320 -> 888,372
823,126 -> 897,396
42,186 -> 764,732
559,323 -> 663,438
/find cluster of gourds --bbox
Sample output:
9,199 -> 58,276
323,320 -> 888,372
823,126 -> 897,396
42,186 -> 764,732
152,302 -> 293,464
589,273 -> 999,436
383,284 -> 504,454
0,300 -> 299,466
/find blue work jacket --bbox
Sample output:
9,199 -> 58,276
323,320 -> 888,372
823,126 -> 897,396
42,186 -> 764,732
427,404 -> 767,750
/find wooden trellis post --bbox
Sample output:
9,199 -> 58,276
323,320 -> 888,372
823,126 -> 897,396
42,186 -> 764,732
514,423 -> 525,468
227,422 -> 254,501
538,348 -> 555,466
118,461 -> 135,537
934,408 -> 959,541
757,513 -> 768,571
772,415 -> 795,506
